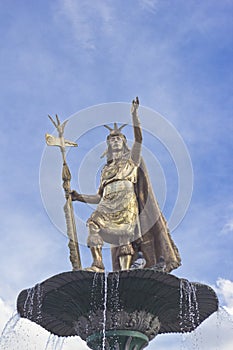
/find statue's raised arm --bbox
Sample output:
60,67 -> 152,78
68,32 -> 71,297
131,96 -> 142,166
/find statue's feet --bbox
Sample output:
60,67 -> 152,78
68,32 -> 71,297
84,265 -> 105,273
84,261 -> 105,273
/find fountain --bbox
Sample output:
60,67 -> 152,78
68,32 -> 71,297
16,99 -> 218,349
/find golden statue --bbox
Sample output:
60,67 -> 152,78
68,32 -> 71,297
71,98 -> 181,273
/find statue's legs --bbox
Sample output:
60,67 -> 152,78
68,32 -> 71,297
119,255 -> 132,270
86,223 -> 105,272
112,243 -> 134,271
87,220 -> 135,271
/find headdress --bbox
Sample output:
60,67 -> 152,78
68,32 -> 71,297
101,123 -> 128,159
104,122 -> 127,137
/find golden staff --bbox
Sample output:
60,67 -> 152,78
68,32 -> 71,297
45,115 -> 82,270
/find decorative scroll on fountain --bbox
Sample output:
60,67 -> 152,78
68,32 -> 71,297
17,98 -> 218,349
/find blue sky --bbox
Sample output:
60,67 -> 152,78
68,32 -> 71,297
0,0 -> 233,349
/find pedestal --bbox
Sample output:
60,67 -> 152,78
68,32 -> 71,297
87,330 -> 148,350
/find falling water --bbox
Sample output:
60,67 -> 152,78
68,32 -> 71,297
36,283 -> 43,323
23,287 -> 34,318
44,333 -> 52,350
179,279 -> 201,350
23,283 -> 43,323
87,272 -> 99,337
179,279 -> 200,331
45,334 -> 64,350
0,311 -> 20,349
90,272 -> 99,309
102,271 -> 108,350
56,337 -> 65,350
112,271 -> 120,327
107,271 -> 121,349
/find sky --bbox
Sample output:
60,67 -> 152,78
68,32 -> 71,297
0,0 -> 233,349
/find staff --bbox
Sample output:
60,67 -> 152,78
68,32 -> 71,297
45,115 -> 82,270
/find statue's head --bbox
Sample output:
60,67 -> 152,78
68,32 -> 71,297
102,123 -> 129,161
108,134 -> 125,152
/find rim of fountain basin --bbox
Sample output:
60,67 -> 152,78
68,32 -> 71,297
16,269 -> 219,339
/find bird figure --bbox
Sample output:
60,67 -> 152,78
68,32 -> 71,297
151,256 -> 166,272
130,251 -> 146,270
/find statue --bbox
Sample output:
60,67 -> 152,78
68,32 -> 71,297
71,97 -> 181,273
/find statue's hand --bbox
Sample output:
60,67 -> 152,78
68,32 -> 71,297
131,96 -> 139,114
70,190 -> 80,201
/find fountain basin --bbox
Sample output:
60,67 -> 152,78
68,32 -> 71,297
17,270 -> 218,349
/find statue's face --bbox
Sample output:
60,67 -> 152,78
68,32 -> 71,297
109,135 -> 124,151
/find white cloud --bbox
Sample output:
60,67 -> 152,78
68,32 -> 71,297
215,278 -> 233,315
219,204 -> 233,235
221,219 -> 233,235
139,0 -> 159,13
55,0 -> 113,50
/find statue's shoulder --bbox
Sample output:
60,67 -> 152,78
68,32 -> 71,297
100,161 -> 114,177
101,162 -> 111,171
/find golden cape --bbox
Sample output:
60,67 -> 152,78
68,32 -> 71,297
111,159 -> 181,272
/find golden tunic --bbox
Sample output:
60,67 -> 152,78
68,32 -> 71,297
87,157 -> 140,245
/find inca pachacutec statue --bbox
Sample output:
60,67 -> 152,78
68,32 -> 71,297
71,97 -> 181,273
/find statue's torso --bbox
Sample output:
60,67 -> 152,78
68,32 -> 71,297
88,157 -> 140,245
100,158 -> 138,188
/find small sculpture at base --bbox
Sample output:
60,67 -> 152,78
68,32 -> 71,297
71,97 -> 181,273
